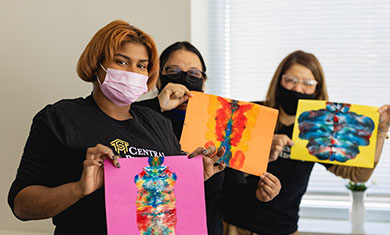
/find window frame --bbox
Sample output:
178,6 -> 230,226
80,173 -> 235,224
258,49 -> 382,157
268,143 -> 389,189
191,0 -> 390,224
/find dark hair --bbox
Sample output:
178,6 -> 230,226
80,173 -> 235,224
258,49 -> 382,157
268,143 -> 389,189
159,41 -> 207,76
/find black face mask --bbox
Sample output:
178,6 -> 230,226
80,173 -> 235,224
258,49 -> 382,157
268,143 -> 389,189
276,85 -> 316,115
160,72 -> 203,92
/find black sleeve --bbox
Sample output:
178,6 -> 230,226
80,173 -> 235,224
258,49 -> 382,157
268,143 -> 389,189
8,105 -> 65,217
133,105 -> 182,155
163,118 -> 182,154
204,170 -> 225,235
134,97 -> 161,113
220,168 -> 258,214
223,168 -> 248,185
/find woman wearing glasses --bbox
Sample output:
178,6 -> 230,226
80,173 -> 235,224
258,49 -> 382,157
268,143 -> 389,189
136,41 -> 282,235
137,41 -> 206,139
222,50 -> 390,235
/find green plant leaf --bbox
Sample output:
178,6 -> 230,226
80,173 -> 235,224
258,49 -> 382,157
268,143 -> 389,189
346,181 -> 367,191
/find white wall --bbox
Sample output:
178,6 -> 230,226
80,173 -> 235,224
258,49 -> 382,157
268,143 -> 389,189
190,0 -> 209,67
0,0 -> 190,233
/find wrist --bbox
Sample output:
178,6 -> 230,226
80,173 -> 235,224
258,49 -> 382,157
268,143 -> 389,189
378,132 -> 389,139
378,126 -> 389,140
73,181 -> 88,198
157,94 -> 167,112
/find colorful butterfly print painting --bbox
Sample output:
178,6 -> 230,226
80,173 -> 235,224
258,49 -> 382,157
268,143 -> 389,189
181,91 -> 278,176
104,156 -> 207,235
291,100 -> 379,168
134,156 -> 177,234
204,97 -> 258,169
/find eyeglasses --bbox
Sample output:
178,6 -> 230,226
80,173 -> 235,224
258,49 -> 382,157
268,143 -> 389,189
281,75 -> 318,89
165,67 -> 206,79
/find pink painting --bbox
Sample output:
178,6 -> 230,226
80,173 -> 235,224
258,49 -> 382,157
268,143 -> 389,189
104,156 -> 207,235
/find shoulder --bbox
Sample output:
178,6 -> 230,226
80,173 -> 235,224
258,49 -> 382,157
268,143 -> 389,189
50,96 -> 91,112
134,97 -> 161,112
131,104 -> 170,125
33,96 -> 91,123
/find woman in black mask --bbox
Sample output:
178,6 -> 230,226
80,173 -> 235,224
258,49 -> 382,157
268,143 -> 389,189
136,41 -> 206,139
136,41 -> 282,235
222,50 -> 390,235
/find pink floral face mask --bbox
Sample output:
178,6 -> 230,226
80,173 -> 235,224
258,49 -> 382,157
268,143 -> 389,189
97,64 -> 148,106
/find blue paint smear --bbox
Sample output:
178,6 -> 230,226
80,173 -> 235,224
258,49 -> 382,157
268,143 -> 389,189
298,102 -> 374,162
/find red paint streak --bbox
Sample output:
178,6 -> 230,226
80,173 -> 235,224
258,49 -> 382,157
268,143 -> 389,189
215,97 -> 231,141
204,141 -> 215,149
230,104 -> 253,146
230,150 -> 245,169
215,97 -> 253,146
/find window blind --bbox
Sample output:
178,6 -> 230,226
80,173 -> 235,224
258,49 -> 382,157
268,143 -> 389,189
207,0 -> 390,197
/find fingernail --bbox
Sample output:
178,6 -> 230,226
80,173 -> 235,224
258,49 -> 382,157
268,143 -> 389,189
221,161 -> 225,165
116,162 -> 121,168
112,155 -> 117,160
202,149 -> 208,155
188,153 -> 195,159
98,160 -> 104,165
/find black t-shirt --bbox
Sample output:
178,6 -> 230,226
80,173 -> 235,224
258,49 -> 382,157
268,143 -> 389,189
222,124 -> 331,235
8,95 -> 181,235
135,97 -> 225,235
135,97 -> 186,140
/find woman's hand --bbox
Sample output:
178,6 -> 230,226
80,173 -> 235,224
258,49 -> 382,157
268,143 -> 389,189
158,83 -> 193,112
77,144 -> 120,196
13,143 -> 120,220
255,172 -> 281,202
269,134 -> 294,162
378,105 -> 390,139
188,145 -> 226,181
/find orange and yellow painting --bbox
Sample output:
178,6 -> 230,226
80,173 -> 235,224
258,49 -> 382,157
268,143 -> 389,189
180,92 -> 279,176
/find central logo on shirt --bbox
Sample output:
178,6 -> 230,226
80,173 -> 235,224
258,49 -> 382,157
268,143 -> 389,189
110,139 -> 130,155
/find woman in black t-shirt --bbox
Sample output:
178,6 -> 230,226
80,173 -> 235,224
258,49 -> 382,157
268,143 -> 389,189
8,20 -> 226,235
136,41 -> 283,235
222,50 -> 390,235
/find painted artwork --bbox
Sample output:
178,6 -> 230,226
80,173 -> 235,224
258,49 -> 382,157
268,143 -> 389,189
104,156 -> 207,235
291,100 -> 379,168
134,156 -> 177,234
180,91 -> 279,176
